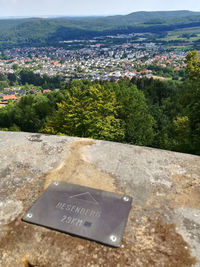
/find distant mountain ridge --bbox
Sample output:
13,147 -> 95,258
127,10 -> 200,19
0,10 -> 200,49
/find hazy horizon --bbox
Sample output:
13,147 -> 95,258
0,0 -> 200,18
0,10 -> 200,20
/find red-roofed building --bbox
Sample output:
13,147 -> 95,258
3,95 -> 16,100
0,95 -> 16,105
43,89 -> 51,94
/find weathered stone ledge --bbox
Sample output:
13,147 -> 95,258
0,131 -> 200,267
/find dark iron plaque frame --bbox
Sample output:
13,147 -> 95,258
22,181 -> 132,247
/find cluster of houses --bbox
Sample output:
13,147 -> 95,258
0,38 -> 189,108
1,42 -> 187,80
0,87 -> 52,106
0,87 -> 26,105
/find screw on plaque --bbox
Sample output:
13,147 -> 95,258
110,235 -> 117,242
53,181 -> 59,186
27,213 -> 33,218
123,196 -> 129,202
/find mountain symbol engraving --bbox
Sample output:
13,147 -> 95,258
69,192 -> 99,204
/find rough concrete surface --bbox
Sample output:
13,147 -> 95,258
0,131 -> 199,267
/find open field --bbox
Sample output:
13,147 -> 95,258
159,26 -> 200,42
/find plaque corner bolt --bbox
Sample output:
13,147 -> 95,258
27,213 -> 33,218
123,196 -> 129,202
110,235 -> 117,242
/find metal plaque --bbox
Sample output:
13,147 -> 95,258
22,181 -> 132,247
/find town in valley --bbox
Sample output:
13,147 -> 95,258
0,32 -> 189,106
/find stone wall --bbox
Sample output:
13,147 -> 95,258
0,132 -> 200,267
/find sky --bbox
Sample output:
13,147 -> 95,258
0,0 -> 200,17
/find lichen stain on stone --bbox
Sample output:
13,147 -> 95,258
1,216 -> 196,267
0,200 -> 23,226
27,134 -> 43,142
142,159 -> 200,214
44,139 -> 117,193
0,195 -> 196,267
123,216 -> 197,267
171,173 -> 200,210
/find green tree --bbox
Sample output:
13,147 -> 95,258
42,83 -> 124,141
7,73 -> 17,85
0,80 -> 9,90
0,73 -> 7,81
33,94 -> 53,120
175,50 -> 200,154
185,50 -> 200,80
105,81 -> 155,146
173,116 -> 191,152
12,64 -> 19,71
0,102 -> 16,129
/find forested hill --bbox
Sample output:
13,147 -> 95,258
1,10 -> 200,48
